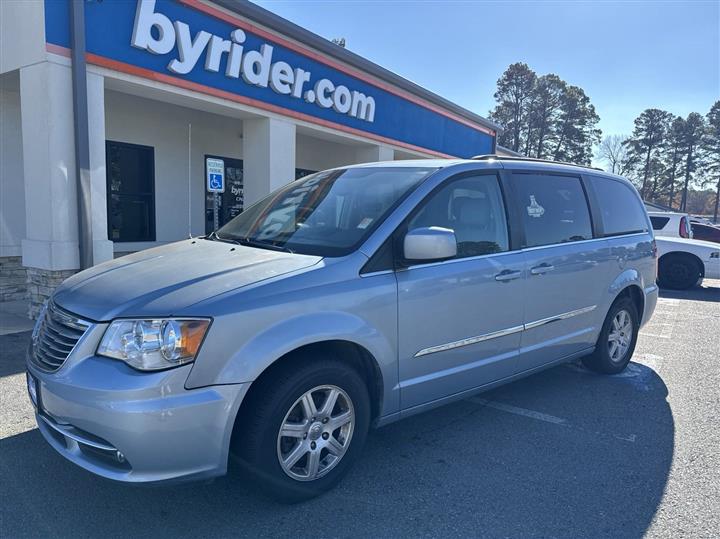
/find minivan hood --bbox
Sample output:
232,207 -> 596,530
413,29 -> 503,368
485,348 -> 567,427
53,239 -> 321,321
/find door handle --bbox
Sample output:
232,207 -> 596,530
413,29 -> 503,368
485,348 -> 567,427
495,269 -> 522,282
530,263 -> 554,275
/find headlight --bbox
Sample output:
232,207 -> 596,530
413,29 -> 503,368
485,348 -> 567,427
97,319 -> 210,371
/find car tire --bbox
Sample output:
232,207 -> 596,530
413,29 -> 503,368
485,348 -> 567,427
232,353 -> 371,503
658,254 -> 702,290
582,296 -> 639,374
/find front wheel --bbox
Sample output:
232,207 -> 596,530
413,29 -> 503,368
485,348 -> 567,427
232,355 -> 370,503
582,296 -> 639,374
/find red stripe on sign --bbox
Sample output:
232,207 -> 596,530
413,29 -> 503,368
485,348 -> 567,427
85,52 -> 455,158
46,43 -> 71,57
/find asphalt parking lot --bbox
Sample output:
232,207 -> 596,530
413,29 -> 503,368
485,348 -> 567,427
1,282 -> 718,539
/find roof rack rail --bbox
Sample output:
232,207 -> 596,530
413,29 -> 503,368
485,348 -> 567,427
471,154 -> 603,171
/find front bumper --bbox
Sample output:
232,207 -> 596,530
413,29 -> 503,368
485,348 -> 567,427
27,348 -> 249,484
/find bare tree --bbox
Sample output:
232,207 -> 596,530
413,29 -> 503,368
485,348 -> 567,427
597,134 -> 629,174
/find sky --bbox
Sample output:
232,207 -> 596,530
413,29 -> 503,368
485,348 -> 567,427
252,0 -> 719,144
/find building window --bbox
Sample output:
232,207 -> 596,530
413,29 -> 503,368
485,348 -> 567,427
106,141 -> 156,243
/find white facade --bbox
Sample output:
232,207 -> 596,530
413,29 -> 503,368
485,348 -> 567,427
0,0 -> 498,314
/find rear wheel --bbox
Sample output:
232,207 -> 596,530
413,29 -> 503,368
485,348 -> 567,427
658,254 -> 701,290
582,296 -> 639,374
232,354 -> 370,503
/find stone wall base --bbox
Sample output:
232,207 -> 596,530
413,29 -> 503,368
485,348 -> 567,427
27,267 -> 77,319
0,256 -> 28,302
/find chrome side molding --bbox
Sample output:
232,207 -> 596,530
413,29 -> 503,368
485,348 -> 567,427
414,305 -> 597,358
414,325 -> 524,358
523,305 -> 597,330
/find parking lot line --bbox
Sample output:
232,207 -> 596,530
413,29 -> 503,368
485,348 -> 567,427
469,396 -> 637,443
470,397 -> 567,425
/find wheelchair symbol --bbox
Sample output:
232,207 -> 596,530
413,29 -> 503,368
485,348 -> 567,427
209,174 -> 223,190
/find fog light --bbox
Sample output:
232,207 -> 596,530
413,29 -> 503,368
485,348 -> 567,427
116,451 -> 126,463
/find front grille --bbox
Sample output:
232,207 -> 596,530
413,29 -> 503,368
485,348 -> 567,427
30,302 -> 91,372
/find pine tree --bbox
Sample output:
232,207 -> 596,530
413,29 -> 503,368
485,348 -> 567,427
678,112 -> 706,212
624,109 -> 673,199
551,85 -> 601,165
702,101 -> 720,222
662,117 -> 685,208
525,74 -> 565,159
489,63 -> 537,152
489,63 -> 601,165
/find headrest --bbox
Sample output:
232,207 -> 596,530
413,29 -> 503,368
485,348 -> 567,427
459,197 -> 490,226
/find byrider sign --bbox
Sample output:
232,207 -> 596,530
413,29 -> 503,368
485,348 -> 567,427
131,0 -> 375,122
43,0 -> 496,158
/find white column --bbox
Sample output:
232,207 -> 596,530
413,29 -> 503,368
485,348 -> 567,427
20,61 -> 79,271
86,71 -> 113,264
242,117 -> 296,206
355,144 -> 394,164
20,63 -> 112,272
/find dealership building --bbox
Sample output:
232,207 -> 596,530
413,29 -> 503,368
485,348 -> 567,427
0,0 -> 504,317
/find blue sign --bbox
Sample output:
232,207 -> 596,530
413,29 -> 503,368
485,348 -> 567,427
206,157 -> 225,193
209,174 -> 222,190
44,0 -> 495,158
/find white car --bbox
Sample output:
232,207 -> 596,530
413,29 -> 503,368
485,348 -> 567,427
655,236 -> 720,289
648,211 -> 693,239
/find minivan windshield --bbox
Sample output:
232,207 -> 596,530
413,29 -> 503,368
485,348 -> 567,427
214,167 -> 436,256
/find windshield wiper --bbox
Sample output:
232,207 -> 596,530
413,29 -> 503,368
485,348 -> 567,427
203,231 -> 236,244
235,237 -> 295,254
204,232 -> 294,253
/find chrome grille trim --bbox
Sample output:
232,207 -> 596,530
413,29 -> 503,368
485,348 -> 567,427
30,301 -> 91,372
39,413 -> 116,452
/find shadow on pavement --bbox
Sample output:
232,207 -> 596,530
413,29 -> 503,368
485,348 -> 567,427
0,330 -> 30,377
659,282 -> 720,303
1,360 -> 673,538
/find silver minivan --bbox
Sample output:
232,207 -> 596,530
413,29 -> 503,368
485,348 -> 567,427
27,157 -> 658,502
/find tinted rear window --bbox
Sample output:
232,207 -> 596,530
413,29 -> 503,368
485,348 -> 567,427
649,216 -> 671,230
513,174 -> 593,248
693,224 -> 720,241
590,177 -> 649,236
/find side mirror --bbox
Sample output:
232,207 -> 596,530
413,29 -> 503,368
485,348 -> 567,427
403,227 -> 457,262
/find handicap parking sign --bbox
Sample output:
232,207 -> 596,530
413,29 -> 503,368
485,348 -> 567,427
206,157 -> 225,193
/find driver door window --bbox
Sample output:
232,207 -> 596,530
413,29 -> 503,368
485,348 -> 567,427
408,174 -> 509,259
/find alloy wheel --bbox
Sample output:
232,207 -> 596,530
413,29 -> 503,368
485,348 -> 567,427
276,385 -> 355,481
608,309 -> 633,363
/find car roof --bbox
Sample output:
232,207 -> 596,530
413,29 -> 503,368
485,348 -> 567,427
343,156 -> 622,179
347,157 -> 638,191
647,211 -> 687,217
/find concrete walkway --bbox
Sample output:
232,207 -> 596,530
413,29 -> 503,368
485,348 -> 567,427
0,300 -> 33,336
